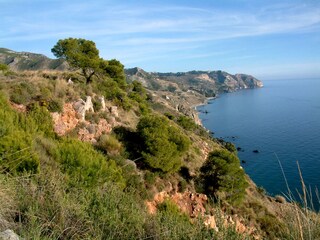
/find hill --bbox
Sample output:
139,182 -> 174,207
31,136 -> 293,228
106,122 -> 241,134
0,45 -> 319,239
125,67 -> 263,97
0,48 -> 68,71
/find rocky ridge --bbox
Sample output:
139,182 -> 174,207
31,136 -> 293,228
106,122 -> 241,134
0,48 -> 67,71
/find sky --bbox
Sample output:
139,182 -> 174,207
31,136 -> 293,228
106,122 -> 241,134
1,0 -> 320,80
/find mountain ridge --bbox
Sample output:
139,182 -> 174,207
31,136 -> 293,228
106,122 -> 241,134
0,48 -> 263,96
125,67 -> 263,98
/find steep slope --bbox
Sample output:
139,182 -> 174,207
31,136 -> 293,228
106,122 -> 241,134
0,48 -> 68,71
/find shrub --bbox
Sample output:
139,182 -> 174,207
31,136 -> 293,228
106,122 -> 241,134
25,103 -> 55,137
0,63 -> 9,72
57,138 -> 125,188
177,115 -> 197,131
85,112 -> 100,124
137,114 -> 190,173
96,134 -> 123,156
198,149 -> 248,204
0,93 -> 40,174
0,130 -> 40,174
144,171 -> 157,186
92,96 -> 103,112
47,98 -> 63,113
10,81 -> 36,104
225,142 -> 237,153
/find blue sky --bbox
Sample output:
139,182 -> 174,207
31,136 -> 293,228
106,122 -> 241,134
1,0 -> 320,80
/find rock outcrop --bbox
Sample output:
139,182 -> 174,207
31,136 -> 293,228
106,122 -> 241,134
0,230 -> 21,240
73,96 -> 94,121
146,190 -> 258,236
51,103 -> 79,136
51,98 -> 119,142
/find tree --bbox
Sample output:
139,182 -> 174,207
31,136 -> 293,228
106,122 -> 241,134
51,38 -> 101,84
137,114 -> 190,173
100,59 -> 127,89
198,149 -> 247,203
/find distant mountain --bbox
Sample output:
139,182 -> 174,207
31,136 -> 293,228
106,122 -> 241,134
0,48 -> 68,71
0,48 -> 263,96
125,67 -> 263,97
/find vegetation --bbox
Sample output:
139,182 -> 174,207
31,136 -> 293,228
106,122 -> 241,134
137,114 -> 190,173
51,38 -> 101,84
1,39 -> 320,240
198,149 -> 248,204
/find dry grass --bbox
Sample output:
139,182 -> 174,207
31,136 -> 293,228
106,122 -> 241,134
275,153 -> 320,240
0,175 -> 17,230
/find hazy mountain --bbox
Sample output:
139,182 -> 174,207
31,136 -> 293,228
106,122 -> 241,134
0,48 -> 68,71
126,67 -> 263,97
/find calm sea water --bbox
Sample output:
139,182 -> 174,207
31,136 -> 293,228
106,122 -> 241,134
197,79 -> 320,209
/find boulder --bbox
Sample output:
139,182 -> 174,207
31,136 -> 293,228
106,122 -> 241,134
110,106 -> 119,117
73,96 -> 94,121
99,96 -> 106,111
0,229 -> 21,240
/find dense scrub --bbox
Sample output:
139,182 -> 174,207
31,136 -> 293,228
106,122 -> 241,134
197,149 -> 248,204
0,90 -> 245,239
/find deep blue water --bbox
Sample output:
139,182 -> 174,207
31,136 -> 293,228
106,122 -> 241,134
197,79 -> 320,209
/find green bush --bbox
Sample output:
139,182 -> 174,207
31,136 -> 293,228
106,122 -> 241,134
25,103 -> 55,137
10,81 -> 36,104
47,98 -> 63,113
137,114 -> 191,173
0,63 -> 9,72
0,93 -> 40,174
198,149 -> 248,204
92,96 -> 103,112
85,184 -> 148,239
0,130 -> 39,174
96,134 -> 123,155
57,138 -> 125,188
177,115 -> 197,131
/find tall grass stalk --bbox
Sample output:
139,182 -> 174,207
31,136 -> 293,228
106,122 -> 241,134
275,153 -> 320,240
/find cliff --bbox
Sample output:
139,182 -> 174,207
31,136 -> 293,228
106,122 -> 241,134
125,67 -> 263,97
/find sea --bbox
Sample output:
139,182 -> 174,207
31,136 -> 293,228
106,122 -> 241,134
197,79 -> 320,210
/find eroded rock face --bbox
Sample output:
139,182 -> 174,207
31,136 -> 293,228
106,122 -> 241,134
77,119 -> 112,143
145,190 -> 258,236
51,103 -> 79,136
176,104 -> 202,125
146,191 -> 217,230
51,97 -> 117,142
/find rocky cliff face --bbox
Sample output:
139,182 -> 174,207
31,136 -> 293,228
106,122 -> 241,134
126,67 -> 263,97
0,48 -> 68,71
125,67 -> 263,126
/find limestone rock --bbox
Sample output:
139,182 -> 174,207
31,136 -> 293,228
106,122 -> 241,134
204,215 -> 218,231
0,229 -> 21,240
51,103 -> 79,136
99,96 -> 106,111
110,106 -> 118,117
73,96 -> 94,121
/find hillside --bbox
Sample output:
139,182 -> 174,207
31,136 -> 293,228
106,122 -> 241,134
0,48 -> 68,71
0,45 -> 319,240
126,67 -> 263,97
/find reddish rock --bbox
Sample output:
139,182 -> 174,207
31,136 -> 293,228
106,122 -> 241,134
51,103 -> 79,136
